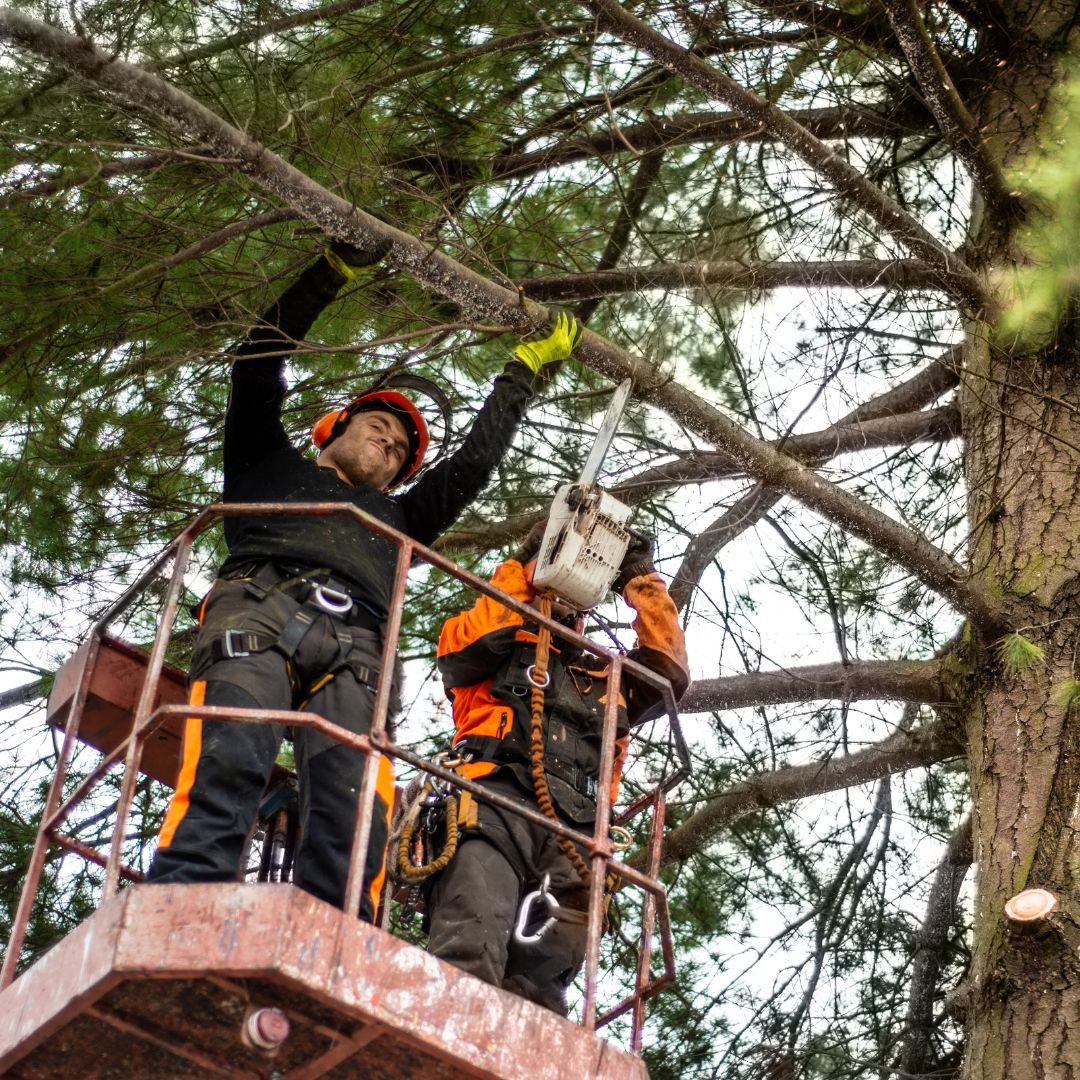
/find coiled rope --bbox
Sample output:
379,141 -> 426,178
395,783 -> 460,884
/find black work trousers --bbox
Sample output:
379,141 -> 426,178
147,577 -> 395,922
425,776 -> 591,1015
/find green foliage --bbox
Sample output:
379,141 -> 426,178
0,1 -> 1062,1075
996,632 -> 1047,677
1001,59 -> 1080,343
1053,677 -> 1080,714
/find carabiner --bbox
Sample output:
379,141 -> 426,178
514,873 -> 559,945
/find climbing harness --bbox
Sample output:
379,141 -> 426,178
528,593 -> 593,885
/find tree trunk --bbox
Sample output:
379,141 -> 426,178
963,5 -> 1080,1073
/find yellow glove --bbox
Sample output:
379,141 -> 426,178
324,239 -> 391,282
513,312 -> 583,373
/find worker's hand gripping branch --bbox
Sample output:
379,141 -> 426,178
323,238 -> 392,282
513,312 -> 583,374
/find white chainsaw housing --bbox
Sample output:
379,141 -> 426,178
532,483 -> 632,610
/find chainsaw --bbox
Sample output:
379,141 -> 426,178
531,379 -> 634,611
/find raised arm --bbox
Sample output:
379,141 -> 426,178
223,252 -> 351,481
437,558 -> 535,690
397,314 -> 582,545
617,536 -> 690,723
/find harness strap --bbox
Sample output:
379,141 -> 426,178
457,735 -> 599,801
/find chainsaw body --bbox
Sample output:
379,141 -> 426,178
532,483 -> 632,611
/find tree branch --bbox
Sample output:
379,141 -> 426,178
878,0 -> 1014,220
445,404 -> 959,554
401,101 -> 933,182
0,144 -> 216,207
656,718 -> 961,866
0,10 -> 1003,630
0,208 -> 298,365
0,677 -> 47,711
585,0 -> 986,308
899,813 -> 972,1078
681,658 -> 951,713
521,257 -> 955,303
144,0 -> 381,70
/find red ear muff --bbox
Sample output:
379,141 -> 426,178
311,408 -> 349,448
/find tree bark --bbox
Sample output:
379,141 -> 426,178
958,3 -> 1080,1074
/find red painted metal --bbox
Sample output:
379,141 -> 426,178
45,634 -> 188,785
0,884 -> 651,1080
2,499 -> 687,1063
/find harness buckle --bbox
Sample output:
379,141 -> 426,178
223,628 -> 253,659
310,583 -> 354,616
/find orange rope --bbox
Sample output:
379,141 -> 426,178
530,594 -> 591,884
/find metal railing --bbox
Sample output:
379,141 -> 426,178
1,501 -> 689,1050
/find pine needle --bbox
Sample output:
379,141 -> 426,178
996,632 -> 1046,676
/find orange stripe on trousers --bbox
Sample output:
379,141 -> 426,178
157,680 -> 207,849
365,754 -> 397,913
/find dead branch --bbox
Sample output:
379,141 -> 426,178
878,0 -> 1014,220
899,814 -> 972,1077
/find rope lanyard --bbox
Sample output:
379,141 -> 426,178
529,594 -> 592,884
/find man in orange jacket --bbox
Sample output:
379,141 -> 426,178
425,529 -> 689,1013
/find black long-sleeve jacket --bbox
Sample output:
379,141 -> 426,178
217,255 -> 535,618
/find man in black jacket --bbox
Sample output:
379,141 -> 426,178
148,244 -> 580,922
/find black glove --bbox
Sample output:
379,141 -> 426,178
614,531 -> 656,593
514,520 -> 547,564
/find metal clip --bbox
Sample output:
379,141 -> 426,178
526,665 -> 550,689
514,873 -> 574,945
310,583 -> 353,615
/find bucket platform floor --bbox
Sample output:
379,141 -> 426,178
0,883 -> 647,1080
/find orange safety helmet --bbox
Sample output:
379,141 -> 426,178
312,388 -> 430,489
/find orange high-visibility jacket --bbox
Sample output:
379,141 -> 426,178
436,558 -> 689,821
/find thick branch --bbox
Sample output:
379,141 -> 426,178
446,404 -> 959,553
681,658 -> 950,713
900,814 -> 973,1078
878,0 -> 1013,219
586,0 -> 985,308
0,11 -> 1002,629
657,719 -> 961,865
0,678 -> 46,711
522,257 -> 953,302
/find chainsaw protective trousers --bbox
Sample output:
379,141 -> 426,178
147,578 -> 395,922
425,777 -> 589,1015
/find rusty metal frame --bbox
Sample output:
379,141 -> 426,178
1,500 -> 689,1050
